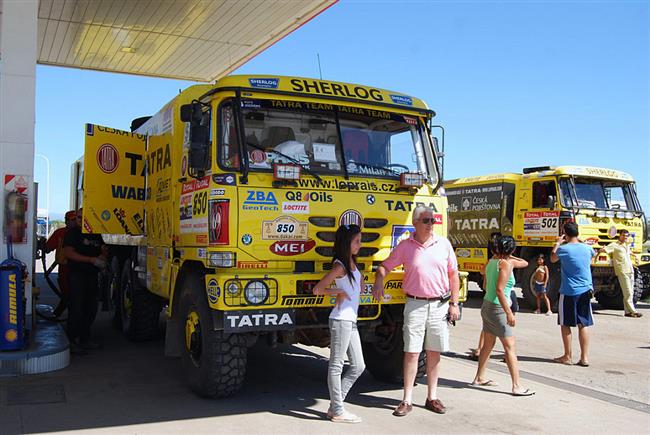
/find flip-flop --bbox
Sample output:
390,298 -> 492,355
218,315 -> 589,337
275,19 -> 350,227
471,380 -> 498,387
553,357 -> 572,365
576,361 -> 590,367
512,388 -> 535,397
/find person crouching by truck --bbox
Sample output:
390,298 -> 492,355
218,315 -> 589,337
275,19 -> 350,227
45,210 -> 78,316
63,209 -> 107,354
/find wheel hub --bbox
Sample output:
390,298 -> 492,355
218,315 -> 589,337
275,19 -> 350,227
185,311 -> 202,365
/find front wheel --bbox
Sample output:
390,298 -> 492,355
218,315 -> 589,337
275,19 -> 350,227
179,273 -> 247,398
521,259 -> 560,311
361,309 -> 425,384
595,269 -> 643,310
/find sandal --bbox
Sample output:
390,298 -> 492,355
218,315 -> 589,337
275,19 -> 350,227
553,356 -> 572,365
471,379 -> 498,387
576,360 -> 589,367
512,388 -> 535,396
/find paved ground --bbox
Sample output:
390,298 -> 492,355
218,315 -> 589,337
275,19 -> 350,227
0,275 -> 648,434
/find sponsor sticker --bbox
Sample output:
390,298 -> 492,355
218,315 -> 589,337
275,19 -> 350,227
210,188 -> 225,196
262,216 -> 308,240
281,295 -> 324,307
523,211 -> 559,238
248,78 -> 279,89
213,173 -> 237,186
243,190 -> 278,211
207,278 -> 220,304
390,225 -> 415,249
97,143 -> 119,174
456,248 -> 471,258
241,234 -> 253,245
282,201 -> 310,214
209,199 -> 229,245
269,239 -> 316,256
198,248 -> 207,259
390,94 -> 413,106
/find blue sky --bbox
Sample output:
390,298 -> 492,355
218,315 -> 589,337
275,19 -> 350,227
34,0 -> 649,216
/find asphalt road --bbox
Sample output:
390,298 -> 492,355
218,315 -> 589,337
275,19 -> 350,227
1,277 -> 648,434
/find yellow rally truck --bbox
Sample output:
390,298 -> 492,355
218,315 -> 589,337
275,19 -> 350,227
72,75 -> 467,398
444,166 -> 649,309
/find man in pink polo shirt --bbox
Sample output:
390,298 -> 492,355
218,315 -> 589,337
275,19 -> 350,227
372,205 -> 460,417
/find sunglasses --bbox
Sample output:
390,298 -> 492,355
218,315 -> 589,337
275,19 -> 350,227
419,218 -> 436,224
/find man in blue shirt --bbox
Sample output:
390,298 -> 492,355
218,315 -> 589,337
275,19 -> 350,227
550,222 -> 595,367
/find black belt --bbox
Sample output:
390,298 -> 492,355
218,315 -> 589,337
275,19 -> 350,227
406,294 -> 450,302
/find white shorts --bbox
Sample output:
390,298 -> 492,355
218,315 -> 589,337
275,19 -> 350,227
403,298 -> 449,353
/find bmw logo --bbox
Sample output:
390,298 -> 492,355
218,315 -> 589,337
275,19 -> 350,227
241,234 -> 253,245
366,194 -> 375,205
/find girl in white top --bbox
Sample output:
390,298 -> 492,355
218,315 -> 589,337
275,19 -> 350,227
313,224 -> 365,423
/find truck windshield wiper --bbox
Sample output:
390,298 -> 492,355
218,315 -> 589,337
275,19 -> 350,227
246,142 -> 322,183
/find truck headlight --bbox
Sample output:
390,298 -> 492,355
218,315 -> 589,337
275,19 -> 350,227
641,255 -> 650,263
595,211 -> 606,218
605,211 -> 615,218
209,251 -> 235,267
227,280 -> 242,296
624,211 -> 634,219
244,280 -> 269,305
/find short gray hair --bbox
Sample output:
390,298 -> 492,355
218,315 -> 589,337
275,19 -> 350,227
412,205 -> 435,224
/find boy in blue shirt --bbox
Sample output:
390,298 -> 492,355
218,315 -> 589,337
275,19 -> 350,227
550,222 -> 595,367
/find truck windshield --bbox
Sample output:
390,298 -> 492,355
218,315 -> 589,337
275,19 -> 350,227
561,177 -> 641,211
218,99 -> 436,183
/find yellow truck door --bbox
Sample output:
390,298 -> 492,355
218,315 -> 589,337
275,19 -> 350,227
82,124 -> 146,234
515,177 -> 560,243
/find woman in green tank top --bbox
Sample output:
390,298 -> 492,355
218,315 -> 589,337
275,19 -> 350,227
471,236 -> 535,396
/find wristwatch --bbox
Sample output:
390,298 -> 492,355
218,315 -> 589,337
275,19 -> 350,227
449,301 -> 459,307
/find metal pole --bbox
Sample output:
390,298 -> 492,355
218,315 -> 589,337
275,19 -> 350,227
35,153 -> 50,236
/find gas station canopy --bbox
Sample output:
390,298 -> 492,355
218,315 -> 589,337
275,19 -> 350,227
27,0 -> 336,82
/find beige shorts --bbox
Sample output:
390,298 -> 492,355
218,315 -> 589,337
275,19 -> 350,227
403,298 -> 449,353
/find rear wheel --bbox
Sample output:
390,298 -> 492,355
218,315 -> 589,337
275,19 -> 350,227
119,258 -> 162,341
179,273 -> 247,398
361,309 -> 425,384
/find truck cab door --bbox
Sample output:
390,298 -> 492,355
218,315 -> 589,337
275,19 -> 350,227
515,177 -> 560,243
81,124 -> 146,234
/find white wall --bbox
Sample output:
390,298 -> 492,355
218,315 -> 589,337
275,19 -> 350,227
0,0 -> 39,313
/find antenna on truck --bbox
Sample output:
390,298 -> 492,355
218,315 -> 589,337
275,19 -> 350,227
317,53 -> 323,79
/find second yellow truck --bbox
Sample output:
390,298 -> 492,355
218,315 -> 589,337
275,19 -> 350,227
445,166 -> 649,309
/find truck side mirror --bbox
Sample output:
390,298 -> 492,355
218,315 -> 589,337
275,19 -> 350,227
188,125 -> 210,172
180,103 -> 203,123
181,102 -> 211,174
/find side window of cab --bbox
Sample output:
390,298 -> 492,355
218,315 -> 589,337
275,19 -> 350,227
532,180 -> 558,209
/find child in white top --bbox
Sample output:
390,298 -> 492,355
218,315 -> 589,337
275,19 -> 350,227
313,224 -> 365,423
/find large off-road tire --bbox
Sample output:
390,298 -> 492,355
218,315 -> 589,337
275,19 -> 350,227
595,269 -> 644,310
639,267 -> 650,300
521,258 -> 561,311
179,273 -> 247,398
361,309 -> 425,384
119,258 -> 162,341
